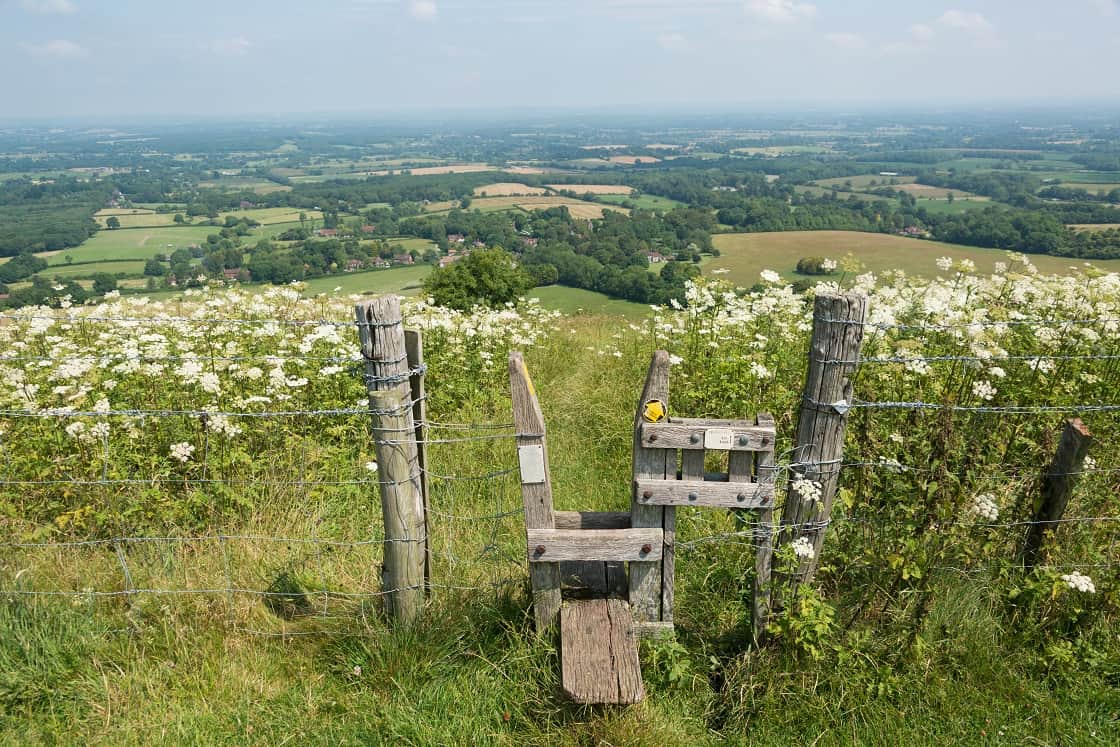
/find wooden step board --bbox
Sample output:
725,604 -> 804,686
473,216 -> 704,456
560,599 -> 644,705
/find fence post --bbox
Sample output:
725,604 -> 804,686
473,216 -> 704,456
1023,418 -> 1093,570
355,296 -> 426,626
404,330 -> 431,588
774,293 -> 865,610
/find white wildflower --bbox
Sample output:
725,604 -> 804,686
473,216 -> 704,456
935,256 -> 953,271
971,380 -> 996,401
821,258 -> 838,272
791,537 -> 815,559
365,461 -> 379,473
65,421 -> 87,439
760,270 -> 781,284
970,493 -> 999,522
1060,572 -> 1096,594
791,477 -> 822,504
169,442 -> 195,463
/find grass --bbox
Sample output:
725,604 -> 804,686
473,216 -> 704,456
917,198 -> 993,215
710,230 -> 1120,281
219,208 -> 323,225
813,175 -> 917,189
94,209 -> 181,229
300,265 -> 432,296
468,196 -> 628,220
39,260 -> 148,279
381,237 -> 438,253
51,226 -> 218,264
473,183 -> 549,197
599,194 -> 686,211
527,285 -> 650,317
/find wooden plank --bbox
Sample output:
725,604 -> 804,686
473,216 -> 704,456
672,417 -> 763,428
1023,418 -> 1093,569
404,329 -> 431,590
630,351 -> 673,624
640,422 -> 775,451
635,479 -> 773,508
561,599 -> 644,704
527,529 -> 663,563
752,413 -> 775,648
776,294 -> 865,611
554,511 -> 631,530
356,298 -> 427,626
630,620 -> 675,639
508,351 -> 561,632
560,561 -> 607,597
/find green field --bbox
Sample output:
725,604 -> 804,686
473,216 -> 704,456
49,226 -> 218,264
300,265 -> 432,296
94,209 -> 182,229
527,285 -> 649,316
598,193 -> 685,211
710,230 -> 1120,281
814,174 -> 917,189
40,260 -> 148,279
382,237 -> 438,253
917,198 -> 994,215
219,207 -> 323,225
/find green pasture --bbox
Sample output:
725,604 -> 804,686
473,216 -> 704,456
40,260 -> 148,279
710,230 -> 1120,282
527,285 -> 649,317
598,194 -> 685,211
813,174 -> 917,189
49,226 -> 217,264
301,265 -> 432,296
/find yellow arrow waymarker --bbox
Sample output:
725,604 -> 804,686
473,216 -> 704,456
643,399 -> 666,423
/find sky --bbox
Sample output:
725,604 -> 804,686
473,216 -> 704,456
2,0 -> 1119,119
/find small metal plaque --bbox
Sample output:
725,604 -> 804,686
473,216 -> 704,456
703,428 -> 734,450
518,444 -> 546,484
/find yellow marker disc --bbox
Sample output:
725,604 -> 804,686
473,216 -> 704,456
643,399 -> 666,423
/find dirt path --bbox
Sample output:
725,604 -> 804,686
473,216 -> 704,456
138,233 -> 152,247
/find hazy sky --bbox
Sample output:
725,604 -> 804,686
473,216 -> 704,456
3,0 -> 1119,119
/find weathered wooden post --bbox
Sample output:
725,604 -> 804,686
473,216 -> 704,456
1023,418 -> 1093,569
404,330 -> 431,587
356,296 -> 426,625
774,293 -> 865,609
508,351 -> 562,632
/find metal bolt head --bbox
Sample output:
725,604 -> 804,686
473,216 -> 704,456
642,490 -> 652,500
737,493 -> 746,503
738,435 -> 749,446
688,492 -> 698,501
689,433 -> 700,444
535,545 -> 546,555
761,436 -> 769,446
649,434 -> 658,443
640,544 -> 652,554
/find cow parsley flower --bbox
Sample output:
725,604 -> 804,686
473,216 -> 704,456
791,537 -> 815,559
970,493 -> 999,522
1060,572 -> 1096,594
791,477 -> 822,504
365,461 -> 379,473
971,380 -> 996,401
169,442 -> 195,463
935,256 -> 954,271
760,270 -> 781,284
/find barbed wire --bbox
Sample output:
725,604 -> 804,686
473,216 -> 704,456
816,315 -> 1120,332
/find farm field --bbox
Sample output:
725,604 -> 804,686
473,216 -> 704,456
198,177 -> 292,194
546,184 -> 633,195
607,155 -> 659,164
381,237 -> 438,253
472,182 -> 549,197
1057,182 -> 1120,193
1069,223 -> 1120,232
527,285 -> 648,316
598,193 -> 685,211
814,174 -> 917,189
220,207 -> 324,225
468,195 -> 628,219
40,260 -> 148,278
52,226 -> 217,264
917,198 -> 993,214
300,265 -> 432,296
710,230 -> 1120,281
94,209 -> 181,229
894,183 -> 984,200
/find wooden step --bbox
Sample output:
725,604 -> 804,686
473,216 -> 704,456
560,599 -> 644,705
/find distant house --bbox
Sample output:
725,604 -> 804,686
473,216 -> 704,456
0,293 -> 10,300
361,224 -> 377,234
438,255 -> 462,269
316,228 -> 340,237
447,233 -> 467,244
471,240 -> 486,248
222,268 -> 241,281
900,226 -> 929,238
239,200 -> 255,210
373,259 -> 391,268
644,251 -> 667,264
520,237 -> 539,248
879,172 -> 900,177
345,259 -> 365,271
393,254 -> 415,265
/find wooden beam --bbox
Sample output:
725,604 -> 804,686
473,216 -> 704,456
527,529 -> 663,563
634,479 -> 774,508
640,422 -> 775,451
508,351 -> 561,633
1023,418 -> 1093,569
554,511 -> 631,530
752,412 -> 775,648
561,599 -> 644,705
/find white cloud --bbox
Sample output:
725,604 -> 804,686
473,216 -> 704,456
210,36 -> 251,56
825,32 -> 866,50
910,23 -> 935,41
22,39 -> 86,58
937,9 -> 991,33
19,0 -> 77,14
656,31 -> 689,50
409,0 -> 438,20
745,0 -> 816,24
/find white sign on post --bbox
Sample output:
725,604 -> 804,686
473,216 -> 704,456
704,428 -> 734,450
518,444 -> 546,484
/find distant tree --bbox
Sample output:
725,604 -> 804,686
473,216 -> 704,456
91,273 -> 117,295
106,216 -> 121,230
423,247 -> 533,310
64,254 -> 73,264
173,213 -> 185,224
144,258 -> 166,276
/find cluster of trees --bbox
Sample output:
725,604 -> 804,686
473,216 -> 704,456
0,276 -> 89,309
0,253 -> 48,283
0,179 -> 107,256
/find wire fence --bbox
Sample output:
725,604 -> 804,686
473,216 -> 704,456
2,308 -> 1118,636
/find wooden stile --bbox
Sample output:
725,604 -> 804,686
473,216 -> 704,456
752,412 -> 776,647
404,330 -> 431,588
561,599 -> 644,705
527,528 -> 663,563
355,297 -> 426,626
